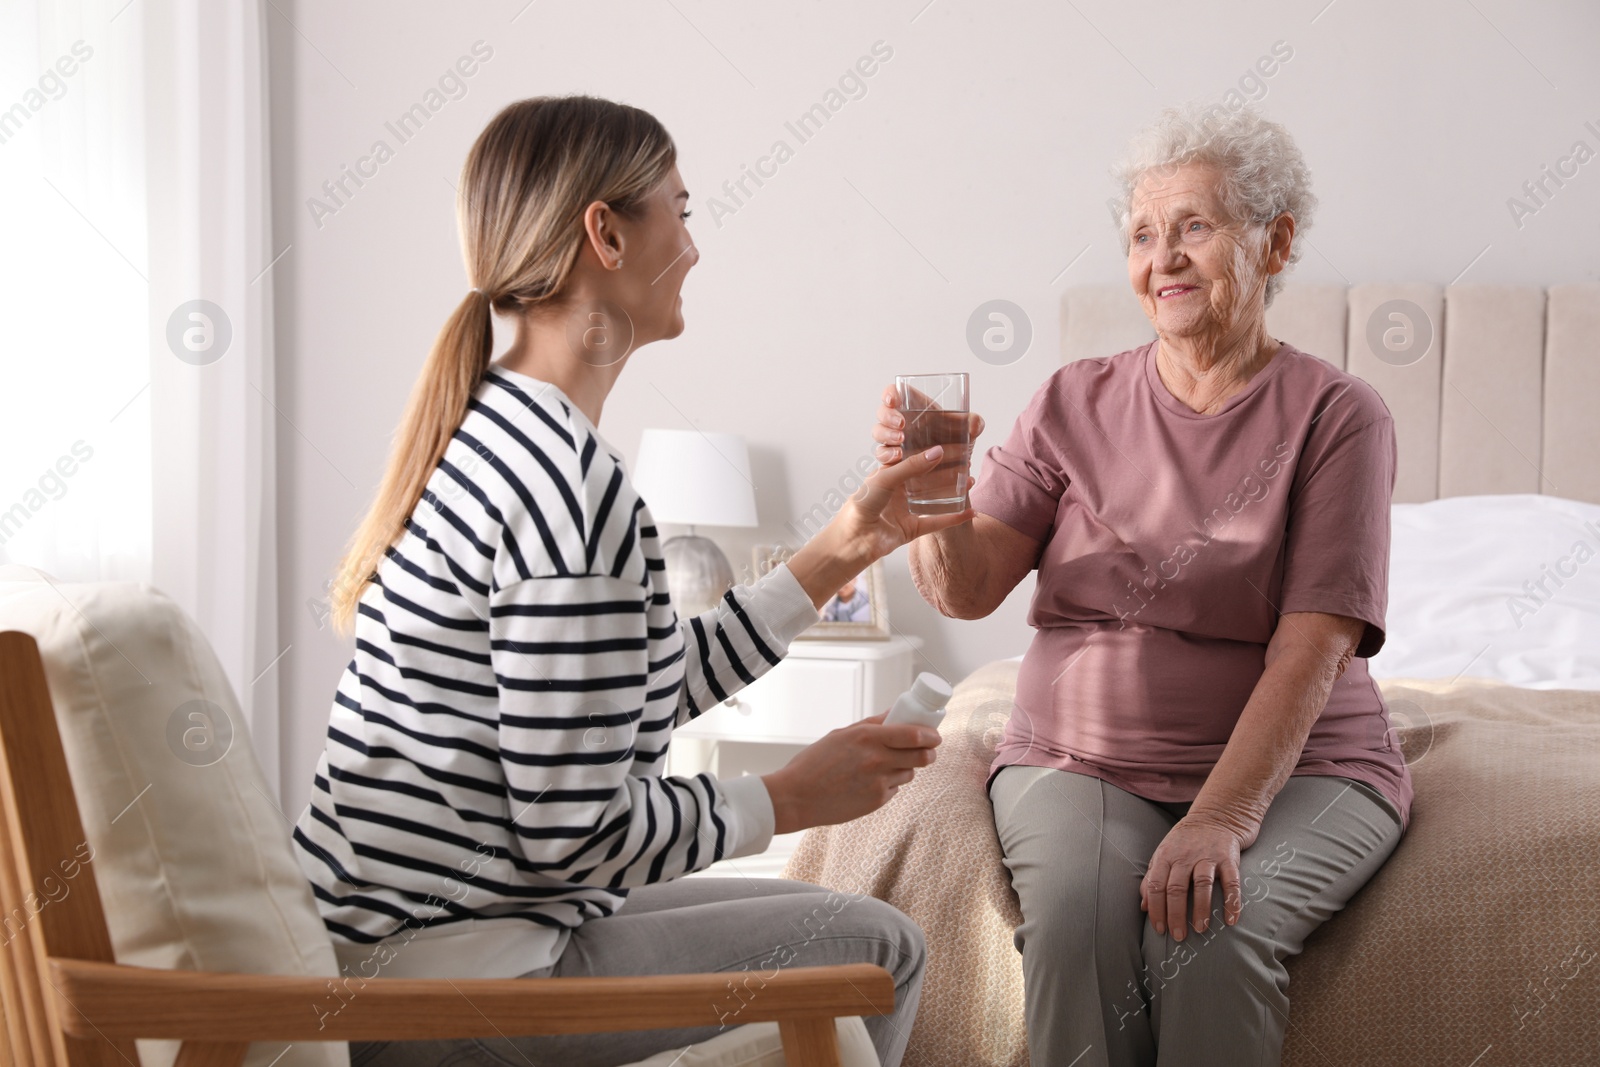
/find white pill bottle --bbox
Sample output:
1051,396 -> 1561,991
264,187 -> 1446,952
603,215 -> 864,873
882,672 -> 953,731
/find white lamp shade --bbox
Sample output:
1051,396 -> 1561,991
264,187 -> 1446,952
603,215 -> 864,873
631,428 -> 759,528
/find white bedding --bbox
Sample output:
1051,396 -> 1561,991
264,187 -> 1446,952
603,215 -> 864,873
996,495 -> 1600,690
1369,494 -> 1600,690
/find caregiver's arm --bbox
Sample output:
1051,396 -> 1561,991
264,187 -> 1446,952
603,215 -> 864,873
673,445 -> 975,724
787,440 -> 978,607
1188,610 -> 1365,838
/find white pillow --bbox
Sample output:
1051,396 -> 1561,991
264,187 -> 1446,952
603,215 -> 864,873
1370,494 -> 1600,689
0,565 -> 347,1067
621,1017 -> 878,1066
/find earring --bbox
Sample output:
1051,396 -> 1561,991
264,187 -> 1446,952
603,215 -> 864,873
615,258 -> 624,269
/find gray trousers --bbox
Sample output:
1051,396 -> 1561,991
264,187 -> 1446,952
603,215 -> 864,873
989,766 -> 1403,1067
348,877 -> 926,1067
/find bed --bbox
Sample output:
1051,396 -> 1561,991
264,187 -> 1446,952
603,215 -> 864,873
784,282 -> 1600,1066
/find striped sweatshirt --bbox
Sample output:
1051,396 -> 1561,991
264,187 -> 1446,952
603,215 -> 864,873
292,364 -> 819,980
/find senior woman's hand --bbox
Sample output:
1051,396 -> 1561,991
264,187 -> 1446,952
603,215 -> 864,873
1140,814 -> 1257,939
872,386 -> 986,466
874,382 -> 1042,621
1142,612 -> 1368,940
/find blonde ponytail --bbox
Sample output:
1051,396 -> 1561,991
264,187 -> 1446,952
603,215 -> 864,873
326,96 -> 676,637
328,292 -> 492,634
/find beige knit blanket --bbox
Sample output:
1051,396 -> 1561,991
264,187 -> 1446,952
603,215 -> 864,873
783,659 -> 1600,1066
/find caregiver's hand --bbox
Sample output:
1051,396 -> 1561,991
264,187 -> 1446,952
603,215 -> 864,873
763,712 -> 941,834
786,439 -> 977,609
835,441 -> 979,558
1140,814 -> 1253,940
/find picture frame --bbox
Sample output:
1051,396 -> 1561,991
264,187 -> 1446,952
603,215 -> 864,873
749,544 -> 892,641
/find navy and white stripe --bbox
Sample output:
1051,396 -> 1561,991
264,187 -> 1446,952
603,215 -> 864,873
292,366 -> 816,978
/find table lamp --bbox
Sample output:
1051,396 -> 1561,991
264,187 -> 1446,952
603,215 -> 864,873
631,428 -> 759,615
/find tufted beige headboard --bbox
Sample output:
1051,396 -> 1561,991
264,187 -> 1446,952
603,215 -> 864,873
1061,283 -> 1600,505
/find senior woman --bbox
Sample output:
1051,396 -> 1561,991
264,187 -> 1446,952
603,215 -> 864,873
874,104 -> 1412,1066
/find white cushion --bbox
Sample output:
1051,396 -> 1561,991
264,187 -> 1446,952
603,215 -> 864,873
619,1016 -> 878,1067
0,565 -> 347,1067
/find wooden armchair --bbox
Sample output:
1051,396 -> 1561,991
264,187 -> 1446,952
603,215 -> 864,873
0,623 -> 890,1067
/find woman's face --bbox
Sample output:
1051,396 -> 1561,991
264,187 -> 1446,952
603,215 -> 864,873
1126,161 -> 1275,346
610,164 -> 699,346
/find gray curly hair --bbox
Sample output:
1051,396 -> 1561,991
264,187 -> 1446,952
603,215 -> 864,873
1110,103 -> 1316,306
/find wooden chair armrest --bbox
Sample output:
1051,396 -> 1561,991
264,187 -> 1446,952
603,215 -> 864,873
47,957 -> 894,1042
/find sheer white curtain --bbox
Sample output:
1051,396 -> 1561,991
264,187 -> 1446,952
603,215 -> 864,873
0,0 -> 282,794
0,0 -> 151,583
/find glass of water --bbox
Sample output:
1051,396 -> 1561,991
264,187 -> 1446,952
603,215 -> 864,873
895,372 -> 971,516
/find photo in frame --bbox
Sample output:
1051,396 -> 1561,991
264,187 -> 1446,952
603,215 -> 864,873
753,545 -> 891,641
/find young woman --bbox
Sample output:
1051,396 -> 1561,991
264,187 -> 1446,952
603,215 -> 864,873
292,95 -> 967,1067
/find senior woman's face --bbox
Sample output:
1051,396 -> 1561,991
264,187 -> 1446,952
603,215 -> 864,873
1126,162 -> 1277,345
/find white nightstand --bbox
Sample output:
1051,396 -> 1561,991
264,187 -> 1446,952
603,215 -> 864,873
667,635 -> 923,877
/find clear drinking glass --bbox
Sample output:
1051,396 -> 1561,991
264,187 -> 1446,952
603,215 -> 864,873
895,372 -> 972,515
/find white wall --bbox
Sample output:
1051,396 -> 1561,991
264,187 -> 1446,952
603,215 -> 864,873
268,0 -> 1600,807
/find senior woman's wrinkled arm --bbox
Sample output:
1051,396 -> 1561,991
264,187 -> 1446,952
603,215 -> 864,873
908,515 -> 1041,620
1186,610 -> 1367,840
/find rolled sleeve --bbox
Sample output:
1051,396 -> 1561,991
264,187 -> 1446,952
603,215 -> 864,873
718,772 -> 776,859
745,562 -> 821,646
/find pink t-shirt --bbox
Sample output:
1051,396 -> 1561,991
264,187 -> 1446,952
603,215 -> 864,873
972,339 -> 1413,831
